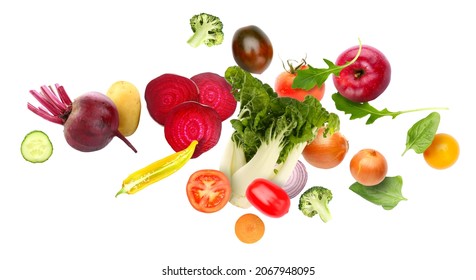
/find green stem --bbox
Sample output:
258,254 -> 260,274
339,37 -> 362,70
187,29 -> 206,48
395,106 -> 449,118
115,187 -> 127,198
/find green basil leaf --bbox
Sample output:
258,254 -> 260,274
402,112 -> 440,156
349,176 -> 407,210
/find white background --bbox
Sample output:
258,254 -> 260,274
1,1 -> 474,279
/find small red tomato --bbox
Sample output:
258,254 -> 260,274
186,169 -> 231,213
275,64 -> 325,101
246,178 -> 290,218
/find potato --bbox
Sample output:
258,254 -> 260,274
106,81 -> 141,136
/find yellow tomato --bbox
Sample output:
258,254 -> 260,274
423,133 -> 459,169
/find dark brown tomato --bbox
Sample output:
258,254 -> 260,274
232,25 -> 273,74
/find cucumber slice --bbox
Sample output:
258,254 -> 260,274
21,130 -> 53,163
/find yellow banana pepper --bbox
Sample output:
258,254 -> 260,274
115,140 -> 198,197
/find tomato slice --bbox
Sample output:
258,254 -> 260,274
186,169 -> 231,213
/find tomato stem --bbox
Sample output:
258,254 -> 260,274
281,57 -> 307,74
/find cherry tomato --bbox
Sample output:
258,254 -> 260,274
186,169 -> 231,213
423,133 -> 459,169
303,127 -> 349,169
275,64 -> 325,101
232,25 -> 273,74
246,178 -> 290,218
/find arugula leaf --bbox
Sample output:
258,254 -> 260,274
292,59 -> 344,90
349,176 -> 407,210
292,39 -> 362,91
332,93 -> 401,124
402,112 -> 440,156
332,93 -> 448,124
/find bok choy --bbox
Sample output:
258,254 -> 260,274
220,66 -> 340,208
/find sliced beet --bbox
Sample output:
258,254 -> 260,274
190,72 -> 237,121
145,73 -> 199,125
164,101 -> 222,158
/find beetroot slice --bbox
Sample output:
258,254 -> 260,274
164,101 -> 222,158
145,73 -> 199,126
190,72 -> 237,121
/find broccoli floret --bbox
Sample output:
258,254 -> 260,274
298,186 -> 333,223
187,13 -> 224,48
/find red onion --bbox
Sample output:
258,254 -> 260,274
282,160 -> 308,198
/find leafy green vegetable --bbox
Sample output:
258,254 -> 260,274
349,176 -> 407,210
221,66 -> 340,208
291,59 -> 346,90
226,66 -> 339,164
292,39 -> 362,91
402,112 -> 440,156
332,93 -> 448,124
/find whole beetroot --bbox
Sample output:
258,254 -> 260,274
27,84 -> 137,153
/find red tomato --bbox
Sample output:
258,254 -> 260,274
186,169 -> 231,213
275,65 -> 325,101
246,178 -> 290,218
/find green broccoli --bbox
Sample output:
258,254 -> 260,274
298,186 -> 333,223
187,13 -> 224,48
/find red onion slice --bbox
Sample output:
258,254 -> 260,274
282,160 -> 308,199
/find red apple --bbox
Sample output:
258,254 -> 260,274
333,45 -> 391,102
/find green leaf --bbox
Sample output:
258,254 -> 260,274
332,93 -> 448,125
292,60 -> 343,90
332,93 -> 400,124
349,176 -> 407,210
402,112 -> 440,156
224,66 -> 340,163
292,39 -> 363,91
